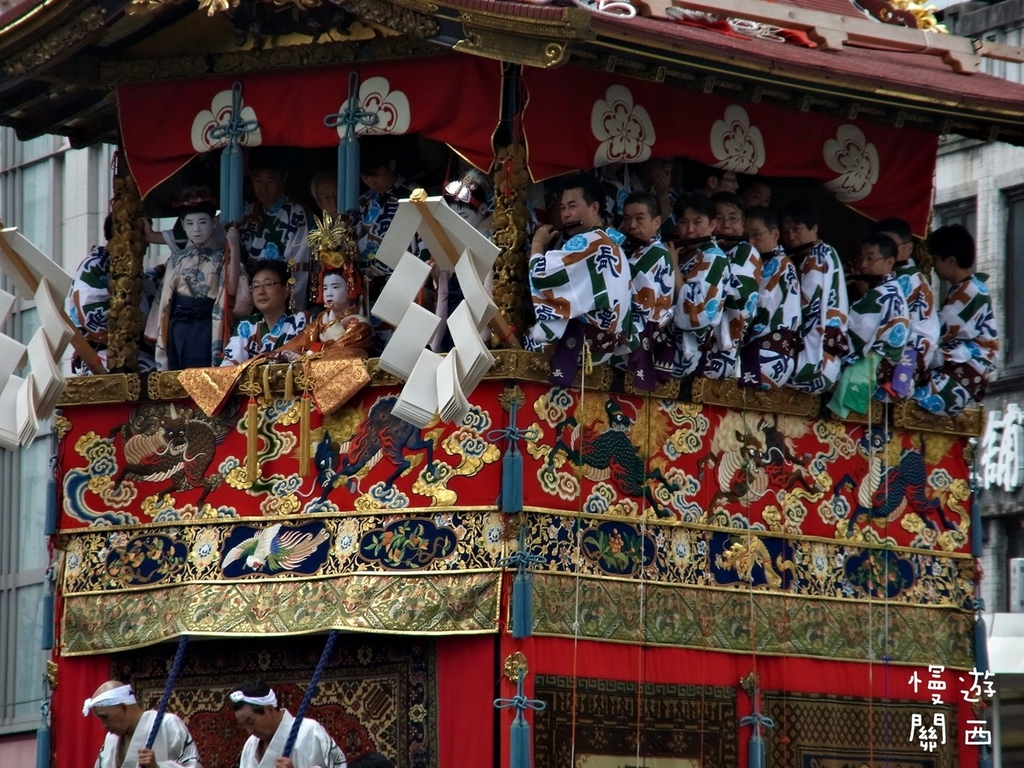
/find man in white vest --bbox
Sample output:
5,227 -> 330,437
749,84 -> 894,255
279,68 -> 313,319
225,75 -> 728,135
84,680 -> 201,768
230,681 -> 347,768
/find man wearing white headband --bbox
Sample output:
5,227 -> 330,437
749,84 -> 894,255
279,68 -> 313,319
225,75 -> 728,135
84,680 -> 201,768
230,680 -> 347,768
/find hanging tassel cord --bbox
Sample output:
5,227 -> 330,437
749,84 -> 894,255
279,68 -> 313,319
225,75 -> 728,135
323,71 -> 379,215
486,400 -> 539,514
146,636 -> 190,749
498,524 -> 547,639
208,81 -> 258,225
282,630 -> 339,759
494,669 -> 547,768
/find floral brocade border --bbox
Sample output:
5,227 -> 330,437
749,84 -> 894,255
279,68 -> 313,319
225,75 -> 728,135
529,572 -> 974,668
61,571 -> 500,655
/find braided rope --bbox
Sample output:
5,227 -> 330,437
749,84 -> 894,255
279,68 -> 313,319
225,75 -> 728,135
283,630 -> 339,758
146,636 -> 189,749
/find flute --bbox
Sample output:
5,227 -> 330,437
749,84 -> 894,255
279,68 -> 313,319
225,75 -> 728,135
550,220 -> 583,233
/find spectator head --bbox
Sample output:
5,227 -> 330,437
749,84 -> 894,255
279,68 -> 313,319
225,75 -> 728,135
248,151 -> 288,208
311,172 -> 339,217
701,166 -> 738,195
673,192 -> 717,241
871,217 -> 915,264
744,207 -> 779,255
927,223 -> 976,279
559,173 -> 605,230
621,191 -> 661,242
710,192 -> 745,237
359,139 -> 398,195
230,680 -> 283,742
247,260 -> 291,321
855,233 -> 898,278
174,187 -> 218,248
741,181 -> 771,210
778,200 -> 820,250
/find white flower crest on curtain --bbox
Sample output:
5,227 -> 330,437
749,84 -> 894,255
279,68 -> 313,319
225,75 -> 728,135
335,76 -> 411,139
591,84 -> 656,167
191,90 -> 263,152
709,104 -> 765,173
822,124 -> 880,202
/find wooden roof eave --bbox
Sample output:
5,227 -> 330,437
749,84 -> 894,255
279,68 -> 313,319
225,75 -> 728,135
577,18 -> 1024,147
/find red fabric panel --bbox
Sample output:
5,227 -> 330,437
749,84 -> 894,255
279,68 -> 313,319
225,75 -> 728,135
118,56 -> 502,199
52,654 -> 111,768
437,635 -> 497,768
521,66 -> 937,234
497,635 -> 981,767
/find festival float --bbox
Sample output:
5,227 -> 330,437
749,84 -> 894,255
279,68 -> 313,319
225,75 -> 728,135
1,0 -> 1023,765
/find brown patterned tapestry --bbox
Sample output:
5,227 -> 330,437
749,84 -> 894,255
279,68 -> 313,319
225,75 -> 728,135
533,675 -> 737,767
763,691 -> 958,767
115,635 -> 436,768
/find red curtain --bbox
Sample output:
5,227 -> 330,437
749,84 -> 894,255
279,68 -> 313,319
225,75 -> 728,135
118,56 -> 503,199
521,66 -> 938,235
437,635 -> 498,768
51,654 -> 111,768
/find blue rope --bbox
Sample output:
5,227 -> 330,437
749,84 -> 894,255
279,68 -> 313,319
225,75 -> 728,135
323,72 -> 379,214
208,82 -> 259,224
146,636 -> 189,749
282,630 -> 338,758
738,711 -> 776,732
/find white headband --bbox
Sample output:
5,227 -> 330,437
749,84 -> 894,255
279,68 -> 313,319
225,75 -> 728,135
83,685 -> 136,716
229,689 -> 278,708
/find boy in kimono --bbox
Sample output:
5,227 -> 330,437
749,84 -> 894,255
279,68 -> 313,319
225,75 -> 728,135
665,192 -> 731,379
526,174 -> 634,384
85,680 -> 201,768
619,190 -> 675,389
915,224 -> 999,416
871,217 -> 940,378
779,200 -> 850,393
839,234 -> 911,408
231,681 -> 346,768
706,192 -> 762,378
740,207 -> 802,389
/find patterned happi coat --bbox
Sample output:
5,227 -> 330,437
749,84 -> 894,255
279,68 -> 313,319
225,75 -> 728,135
669,240 -> 731,378
620,238 -> 675,387
915,273 -> 999,416
357,174 -> 419,278
221,312 -> 307,365
895,256 -> 941,373
525,227 -> 634,366
238,195 -> 311,308
790,241 -> 850,393
705,240 -> 762,378
739,245 -> 802,389
154,244 -> 228,370
846,273 -> 911,400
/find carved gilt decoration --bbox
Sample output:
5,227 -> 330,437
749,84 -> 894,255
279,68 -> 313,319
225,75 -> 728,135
4,7 -> 107,76
106,175 -> 146,372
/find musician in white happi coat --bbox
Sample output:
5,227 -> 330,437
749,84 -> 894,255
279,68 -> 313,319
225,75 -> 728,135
84,680 -> 201,768
231,682 -> 347,768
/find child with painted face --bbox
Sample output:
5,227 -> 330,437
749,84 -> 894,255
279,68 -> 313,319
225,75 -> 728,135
276,265 -> 371,361
153,188 -> 231,369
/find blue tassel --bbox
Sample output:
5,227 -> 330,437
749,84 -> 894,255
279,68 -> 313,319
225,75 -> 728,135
510,713 -> 530,768
208,82 -> 258,224
227,147 -> 243,225
40,593 -> 54,650
35,727 -> 49,768
323,72 -> 376,215
972,494 -> 983,558
512,569 -> 531,640
980,746 -> 993,768
747,735 -> 765,768
495,669 -> 545,768
44,479 -> 57,536
502,449 -> 524,514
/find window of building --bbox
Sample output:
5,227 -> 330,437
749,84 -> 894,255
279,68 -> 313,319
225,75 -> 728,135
0,128 -> 62,734
1005,187 -> 1024,372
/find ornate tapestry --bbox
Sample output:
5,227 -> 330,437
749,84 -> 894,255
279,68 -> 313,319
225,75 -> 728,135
533,675 -> 738,767
117,634 -> 435,768
55,378 -> 976,668
762,690 -> 959,767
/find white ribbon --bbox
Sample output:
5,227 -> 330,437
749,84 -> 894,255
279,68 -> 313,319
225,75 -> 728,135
82,685 -> 137,716
229,689 -> 278,708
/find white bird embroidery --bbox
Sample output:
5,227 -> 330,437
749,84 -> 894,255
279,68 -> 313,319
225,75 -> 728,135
221,523 -> 330,572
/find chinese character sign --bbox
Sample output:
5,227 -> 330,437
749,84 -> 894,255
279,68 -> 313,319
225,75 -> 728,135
981,404 -> 1024,492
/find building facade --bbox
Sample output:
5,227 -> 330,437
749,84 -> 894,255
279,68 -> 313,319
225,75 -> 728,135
0,130 -> 113,767
938,2 -> 1024,765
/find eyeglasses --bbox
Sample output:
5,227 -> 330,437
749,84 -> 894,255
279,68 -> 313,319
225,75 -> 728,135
250,280 -> 282,291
